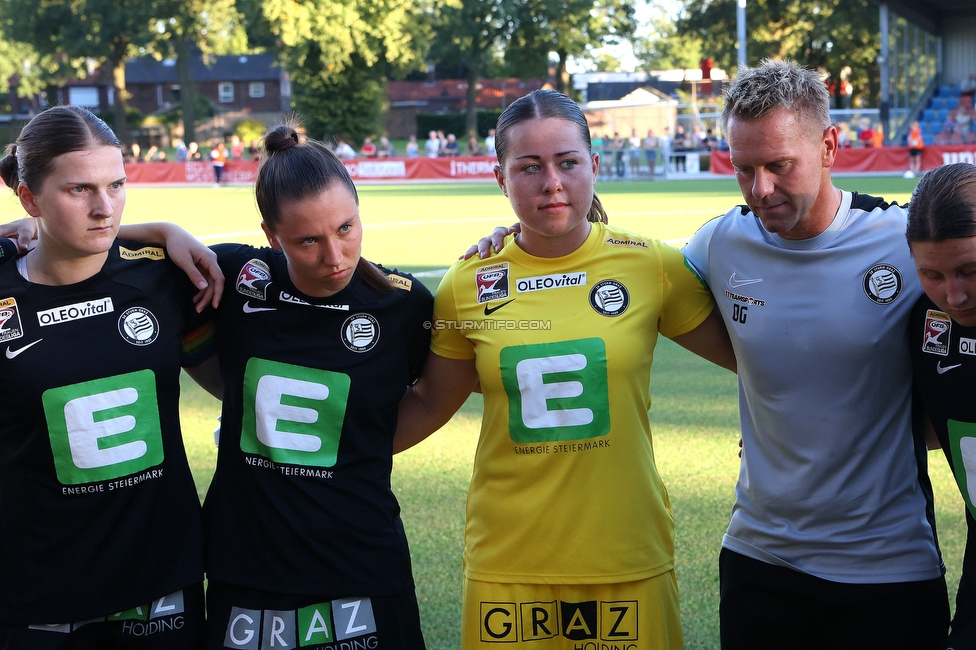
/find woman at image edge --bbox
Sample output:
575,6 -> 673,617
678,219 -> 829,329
124,124 -> 432,649
395,89 -> 735,649
906,162 -> 976,650
0,106 -> 221,648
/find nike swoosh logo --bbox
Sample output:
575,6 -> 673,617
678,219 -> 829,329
937,362 -> 962,374
6,339 -> 42,359
243,302 -> 276,313
484,299 -> 515,316
729,273 -> 763,288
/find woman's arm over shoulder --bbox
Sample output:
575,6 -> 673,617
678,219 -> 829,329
669,308 -> 736,373
118,222 -> 224,311
394,353 -> 479,453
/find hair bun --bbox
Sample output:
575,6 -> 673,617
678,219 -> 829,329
0,145 -> 19,189
264,125 -> 301,155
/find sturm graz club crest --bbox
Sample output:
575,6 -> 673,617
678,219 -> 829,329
341,313 -> 380,352
862,263 -> 903,305
589,280 -> 630,317
118,307 -> 159,346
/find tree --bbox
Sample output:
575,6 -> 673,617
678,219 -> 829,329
676,0 -> 879,106
633,4 -> 706,71
259,0 -> 426,140
428,0 -> 508,135
152,0 -> 247,144
1,0 -> 161,144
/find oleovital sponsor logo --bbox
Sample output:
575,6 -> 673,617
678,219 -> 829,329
516,272 -> 586,294
37,297 -> 114,327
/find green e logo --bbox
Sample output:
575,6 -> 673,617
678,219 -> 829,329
500,338 -> 610,443
947,419 -> 976,519
43,370 -> 163,485
241,358 -> 350,467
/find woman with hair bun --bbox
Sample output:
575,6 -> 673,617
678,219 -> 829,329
906,162 -> 976,648
0,105 -> 221,648
393,89 -> 734,649
124,122 -> 432,649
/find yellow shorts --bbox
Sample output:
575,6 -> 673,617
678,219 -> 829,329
460,572 -> 683,650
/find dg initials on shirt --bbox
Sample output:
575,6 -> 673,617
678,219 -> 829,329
500,338 -> 611,443
240,358 -> 350,467
42,370 -> 164,484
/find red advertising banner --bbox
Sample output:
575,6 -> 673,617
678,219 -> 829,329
124,156 -> 500,184
709,145 -> 976,175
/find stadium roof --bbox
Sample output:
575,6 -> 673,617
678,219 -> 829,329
880,0 -> 975,34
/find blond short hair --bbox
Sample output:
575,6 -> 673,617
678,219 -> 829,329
720,59 -> 831,135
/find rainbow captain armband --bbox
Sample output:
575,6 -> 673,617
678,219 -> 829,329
0,238 -> 17,264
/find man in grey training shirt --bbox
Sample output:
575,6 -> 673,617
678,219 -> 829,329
683,59 -> 949,649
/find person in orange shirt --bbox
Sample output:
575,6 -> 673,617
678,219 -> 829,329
871,122 -> 885,148
907,121 -> 924,177
210,141 -> 227,185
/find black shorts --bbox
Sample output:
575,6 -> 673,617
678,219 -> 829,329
910,148 -> 923,157
205,581 -> 426,650
0,584 -> 205,650
719,548 -> 948,650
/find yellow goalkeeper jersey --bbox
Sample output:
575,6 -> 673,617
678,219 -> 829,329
431,221 -> 715,584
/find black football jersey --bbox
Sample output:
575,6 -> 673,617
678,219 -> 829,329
910,295 -> 976,647
0,240 -> 205,623
204,244 -> 432,596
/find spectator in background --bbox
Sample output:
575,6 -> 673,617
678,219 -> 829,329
377,136 -> 395,158
855,117 -> 874,148
465,134 -> 483,156
131,142 -> 142,162
836,122 -> 852,148
334,139 -> 357,160
672,125 -> 687,173
612,132 -> 625,177
406,135 -> 419,158
442,133 -> 460,157
643,129 -> 659,177
484,128 -> 496,156
425,130 -> 439,158
871,123 -> 885,148
144,145 -> 159,162
660,127 -> 672,174
961,72 -> 976,102
156,151 -> 168,163
628,128 -> 642,178
907,120 -> 924,178
188,141 -> 202,161
951,95 -> 974,139
360,137 -> 378,158
437,130 -> 447,154
175,140 -> 188,162
210,140 -> 227,184
248,140 -> 260,160
704,129 -> 719,150
230,135 -> 244,160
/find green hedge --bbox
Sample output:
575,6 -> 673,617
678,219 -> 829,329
416,110 -> 501,139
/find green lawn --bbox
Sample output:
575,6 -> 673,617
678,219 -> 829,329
2,176 -> 962,649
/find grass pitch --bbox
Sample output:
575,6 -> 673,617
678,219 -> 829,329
2,176 -> 962,649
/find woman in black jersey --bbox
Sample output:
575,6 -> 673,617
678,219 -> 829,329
907,162 -> 976,649
124,124 -> 433,649
0,106 -> 220,648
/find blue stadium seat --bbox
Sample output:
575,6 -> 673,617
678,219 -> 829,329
922,108 -> 937,122
938,108 -> 951,122
923,134 -> 936,146
940,84 -> 954,97
923,121 -> 941,134
946,96 -> 960,109
931,96 -> 946,109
